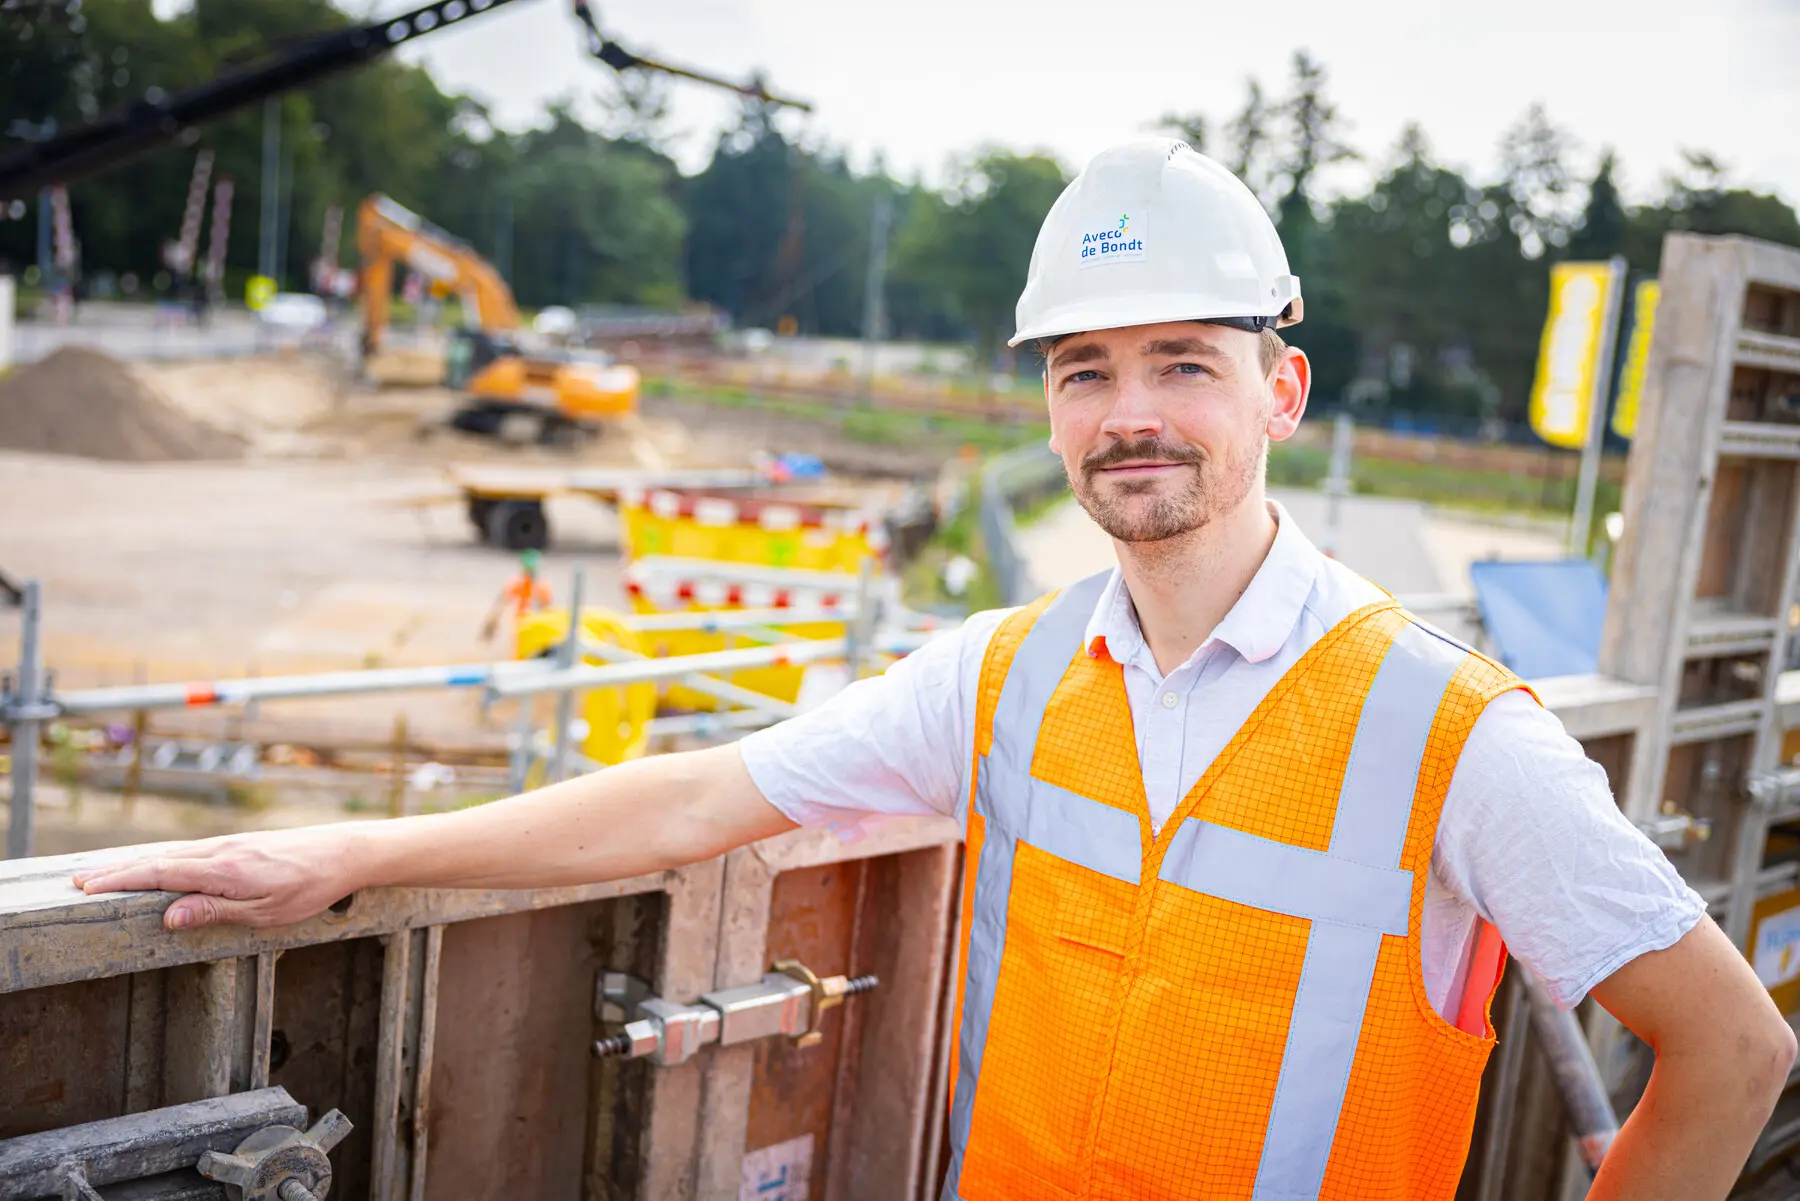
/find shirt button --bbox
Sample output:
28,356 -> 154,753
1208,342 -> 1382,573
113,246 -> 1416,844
1161,692 -> 1178,709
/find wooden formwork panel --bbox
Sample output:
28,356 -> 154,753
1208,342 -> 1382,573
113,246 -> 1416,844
0,817 -> 964,1201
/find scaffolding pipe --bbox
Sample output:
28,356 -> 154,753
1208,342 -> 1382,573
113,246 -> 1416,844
52,659 -> 559,717
5,581 -> 44,859
620,606 -> 867,632
547,568 -> 585,784
489,631 -> 932,701
577,640 -> 799,721
1520,967 -> 1619,1175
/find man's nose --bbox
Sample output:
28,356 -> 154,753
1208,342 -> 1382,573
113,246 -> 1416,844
1097,375 -> 1164,442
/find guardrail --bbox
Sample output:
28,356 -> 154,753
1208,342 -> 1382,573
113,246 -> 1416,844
1,567 -> 932,861
976,444 -> 1066,606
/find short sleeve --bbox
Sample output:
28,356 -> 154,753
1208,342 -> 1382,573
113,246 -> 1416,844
738,609 -> 1008,840
1432,689 -> 1709,1008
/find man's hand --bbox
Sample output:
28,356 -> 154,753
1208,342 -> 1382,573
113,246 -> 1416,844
74,825 -> 369,930
72,743 -> 795,932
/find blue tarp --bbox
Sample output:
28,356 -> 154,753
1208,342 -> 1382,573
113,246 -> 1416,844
1468,558 -> 1609,680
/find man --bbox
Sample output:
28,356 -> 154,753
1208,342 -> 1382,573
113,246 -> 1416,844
76,140 -> 1793,1200
478,547 -> 552,643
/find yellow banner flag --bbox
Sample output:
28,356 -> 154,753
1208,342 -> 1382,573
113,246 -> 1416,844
1610,280 -> 1660,441
1529,262 -> 1616,449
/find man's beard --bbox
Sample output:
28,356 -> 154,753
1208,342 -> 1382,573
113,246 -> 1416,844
1069,436 -> 1263,543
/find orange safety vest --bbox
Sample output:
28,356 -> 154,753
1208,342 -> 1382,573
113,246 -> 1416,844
945,572 -> 1525,1201
504,573 -> 552,619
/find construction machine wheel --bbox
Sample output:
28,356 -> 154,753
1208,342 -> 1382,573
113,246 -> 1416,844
449,403 -> 507,437
467,497 -> 495,536
538,414 -> 585,448
486,500 -> 550,551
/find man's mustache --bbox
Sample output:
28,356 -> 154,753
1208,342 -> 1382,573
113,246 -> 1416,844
1081,439 -> 1207,478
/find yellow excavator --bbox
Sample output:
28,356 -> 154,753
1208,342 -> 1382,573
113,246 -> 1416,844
356,193 -> 639,442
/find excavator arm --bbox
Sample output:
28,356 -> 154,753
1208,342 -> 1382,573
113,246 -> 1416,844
356,193 -> 519,354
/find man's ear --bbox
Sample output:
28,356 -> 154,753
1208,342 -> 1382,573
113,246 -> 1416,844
1267,347 -> 1311,443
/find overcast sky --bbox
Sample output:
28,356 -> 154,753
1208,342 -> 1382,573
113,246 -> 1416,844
362,0 -> 1800,205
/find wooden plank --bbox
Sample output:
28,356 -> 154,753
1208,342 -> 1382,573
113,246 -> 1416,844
0,974 -> 130,1139
1743,240 -> 1800,295
423,903 -> 612,1201
370,931 -> 414,1201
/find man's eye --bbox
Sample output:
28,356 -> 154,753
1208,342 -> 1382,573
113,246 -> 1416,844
1172,362 -> 1207,376
1066,370 -> 1101,384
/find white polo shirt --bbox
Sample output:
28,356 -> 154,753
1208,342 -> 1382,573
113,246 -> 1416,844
741,501 -> 1706,1014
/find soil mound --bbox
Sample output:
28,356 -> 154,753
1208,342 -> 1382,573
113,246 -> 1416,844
0,346 -> 246,461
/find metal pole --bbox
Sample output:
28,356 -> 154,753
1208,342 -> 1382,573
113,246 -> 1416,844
858,194 -> 892,405
258,99 -> 280,282
1321,410 -> 1353,560
1567,256 -> 1628,558
506,695 -> 534,797
273,119 -> 295,292
1474,972 -> 1528,1201
547,568 -> 585,784
1520,968 -> 1618,1177
7,581 -> 44,859
35,188 -> 51,283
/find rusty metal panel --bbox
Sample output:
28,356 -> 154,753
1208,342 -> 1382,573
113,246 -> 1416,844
833,846 -> 959,1201
743,861 -> 865,1200
268,937 -> 387,1199
0,974 -> 129,1139
423,902 -> 610,1201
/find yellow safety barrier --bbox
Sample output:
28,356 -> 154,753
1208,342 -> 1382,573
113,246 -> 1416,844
631,611 -> 845,712
617,495 -> 885,575
515,608 -> 657,767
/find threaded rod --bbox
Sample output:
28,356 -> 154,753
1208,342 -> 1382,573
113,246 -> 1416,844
593,1031 -> 634,1058
844,974 -> 879,996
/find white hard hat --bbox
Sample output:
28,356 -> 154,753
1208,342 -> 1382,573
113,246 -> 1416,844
1010,138 -> 1303,347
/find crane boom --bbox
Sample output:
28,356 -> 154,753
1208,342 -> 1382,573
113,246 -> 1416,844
0,0 -> 526,201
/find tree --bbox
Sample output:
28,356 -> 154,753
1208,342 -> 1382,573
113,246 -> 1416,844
1272,50 -> 1356,232
1153,111 -> 1208,155
1567,149 -> 1626,261
499,110 -> 686,308
1497,103 -> 1577,259
681,102 -> 805,326
890,149 -> 1068,363
1223,79 -> 1274,205
597,70 -> 676,152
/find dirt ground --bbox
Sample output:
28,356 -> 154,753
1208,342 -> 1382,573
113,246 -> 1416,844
0,353 -> 939,758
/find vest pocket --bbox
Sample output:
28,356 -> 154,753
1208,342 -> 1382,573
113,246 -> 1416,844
1055,879 -> 1132,955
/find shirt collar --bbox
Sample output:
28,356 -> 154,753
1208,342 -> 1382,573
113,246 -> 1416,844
1082,499 -> 1324,668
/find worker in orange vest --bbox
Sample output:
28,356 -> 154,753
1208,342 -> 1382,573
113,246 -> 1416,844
81,139 -> 1793,1200
479,548 -> 552,644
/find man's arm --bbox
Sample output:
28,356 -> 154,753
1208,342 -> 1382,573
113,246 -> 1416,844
73,743 -> 794,930
1586,916 -> 1797,1200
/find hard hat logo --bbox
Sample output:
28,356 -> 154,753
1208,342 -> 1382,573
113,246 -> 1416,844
1011,137 -> 1303,346
1078,212 -> 1147,268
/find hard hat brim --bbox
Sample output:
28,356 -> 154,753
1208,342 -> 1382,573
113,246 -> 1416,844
1010,285 -> 1303,348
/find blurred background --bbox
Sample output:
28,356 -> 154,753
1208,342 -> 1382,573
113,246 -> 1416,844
0,0 -> 1793,842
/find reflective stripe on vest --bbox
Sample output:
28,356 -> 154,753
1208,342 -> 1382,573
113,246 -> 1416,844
944,573 -> 1469,1201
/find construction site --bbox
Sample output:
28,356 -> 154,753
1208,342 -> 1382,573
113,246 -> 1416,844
2,1 -> 1799,1199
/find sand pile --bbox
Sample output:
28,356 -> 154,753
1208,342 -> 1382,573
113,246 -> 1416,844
0,346 -> 245,461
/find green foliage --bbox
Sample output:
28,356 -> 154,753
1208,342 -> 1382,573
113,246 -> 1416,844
0,0 -> 685,310
4,3 -> 1797,440
890,149 -> 1070,363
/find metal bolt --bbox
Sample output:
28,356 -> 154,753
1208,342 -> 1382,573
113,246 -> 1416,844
278,1181 -> 319,1201
593,1031 -> 634,1058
